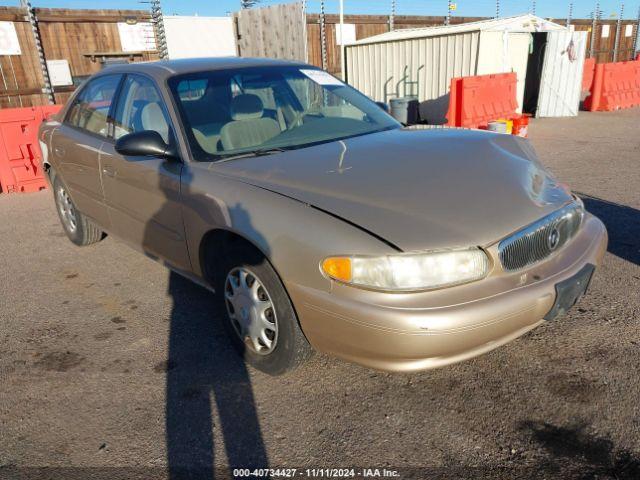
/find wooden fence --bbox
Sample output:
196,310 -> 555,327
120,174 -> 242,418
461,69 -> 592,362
571,19 -> 638,64
0,7 -> 157,108
306,14 -> 640,76
235,2 -> 307,61
0,4 -> 637,109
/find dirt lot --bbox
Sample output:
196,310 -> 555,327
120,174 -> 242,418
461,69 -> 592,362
1,109 -> 639,480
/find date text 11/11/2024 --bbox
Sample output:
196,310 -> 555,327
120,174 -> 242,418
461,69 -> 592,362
233,468 -> 401,478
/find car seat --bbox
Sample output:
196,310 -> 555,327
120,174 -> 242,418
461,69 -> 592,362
220,94 -> 281,151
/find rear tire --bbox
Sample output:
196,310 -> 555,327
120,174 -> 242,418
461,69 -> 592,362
213,242 -> 313,375
53,175 -> 104,246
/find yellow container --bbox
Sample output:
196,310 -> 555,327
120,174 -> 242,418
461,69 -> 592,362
487,119 -> 513,135
497,118 -> 513,134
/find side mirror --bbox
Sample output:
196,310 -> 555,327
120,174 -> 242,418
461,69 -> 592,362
115,130 -> 177,159
375,101 -> 389,112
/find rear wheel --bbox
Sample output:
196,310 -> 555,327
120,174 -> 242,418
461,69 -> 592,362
213,242 -> 313,375
53,175 -> 104,246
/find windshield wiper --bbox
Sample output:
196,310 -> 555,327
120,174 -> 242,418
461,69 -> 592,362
216,147 -> 289,162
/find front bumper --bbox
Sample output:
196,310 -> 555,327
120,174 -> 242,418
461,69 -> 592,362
288,213 -> 608,372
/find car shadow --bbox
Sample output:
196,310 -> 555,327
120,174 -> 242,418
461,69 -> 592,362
577,193 -> 640,266
519,420 -> 640,479
163,271 -> 269,479
144,168 -> 270,478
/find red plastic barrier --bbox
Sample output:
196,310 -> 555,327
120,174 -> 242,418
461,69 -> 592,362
0,105 -> 63,194
446,77 -> 464,126
582,58 -> 596,93
446,72 -> 518,129
40,105 -> 64,121
584,59 -> 640,112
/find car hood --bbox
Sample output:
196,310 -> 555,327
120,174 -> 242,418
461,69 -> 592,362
209,127 -> 574,252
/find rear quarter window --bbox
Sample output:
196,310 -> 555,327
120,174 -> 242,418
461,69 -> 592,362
66,75 -> 122,137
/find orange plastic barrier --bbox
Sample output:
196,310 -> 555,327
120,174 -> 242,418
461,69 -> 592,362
584,59 -> 640,112
512,114 -> 530,138
446,72 -> 518,129
0,105 -> 63,194
582,58 -> 596,93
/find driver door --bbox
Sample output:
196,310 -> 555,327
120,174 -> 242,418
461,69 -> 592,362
100,74 -> 190,271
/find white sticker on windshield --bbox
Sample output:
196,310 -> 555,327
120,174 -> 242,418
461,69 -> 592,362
300,69 -> 345,86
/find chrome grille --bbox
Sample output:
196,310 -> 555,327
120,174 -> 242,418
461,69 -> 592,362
498,202 -> 584,272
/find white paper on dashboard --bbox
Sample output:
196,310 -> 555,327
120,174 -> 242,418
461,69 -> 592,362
299,69 -> 344,86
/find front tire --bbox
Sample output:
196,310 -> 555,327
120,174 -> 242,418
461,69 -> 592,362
213,242 -> 313,375
53,175 -> 104,246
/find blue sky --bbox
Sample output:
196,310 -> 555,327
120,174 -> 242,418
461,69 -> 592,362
22,0 -> 640,19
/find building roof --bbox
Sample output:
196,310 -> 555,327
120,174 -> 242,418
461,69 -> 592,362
350,14 -> 567,45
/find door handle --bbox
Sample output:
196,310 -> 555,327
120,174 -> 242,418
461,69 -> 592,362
102,165 -> 116,178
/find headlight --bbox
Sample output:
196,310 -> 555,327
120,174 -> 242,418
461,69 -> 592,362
321,248 -> 490,292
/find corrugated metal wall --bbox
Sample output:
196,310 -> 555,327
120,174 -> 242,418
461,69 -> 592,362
477,31 -> 531,113
344,32 -> 480,123
307,14 -> 487,76
537,31 -> 588,117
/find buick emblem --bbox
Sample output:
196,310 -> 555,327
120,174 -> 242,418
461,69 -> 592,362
547,227 -> 561,251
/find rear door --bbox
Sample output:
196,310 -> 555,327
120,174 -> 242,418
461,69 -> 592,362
536,31 -> 587,117
52,74 -> 122,228
100,74 -> 190,271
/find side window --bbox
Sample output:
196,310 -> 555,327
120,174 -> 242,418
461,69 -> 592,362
113,75 -> 171,144
66,75 -> 122,137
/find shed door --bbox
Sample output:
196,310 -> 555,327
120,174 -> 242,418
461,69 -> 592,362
536,31 -> 587,117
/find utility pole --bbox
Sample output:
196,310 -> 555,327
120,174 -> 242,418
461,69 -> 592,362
390,0 -> 396,31
613,3 -> 624,62
22,0 -> 54,104
150,0 -> 168,60
590,2 -> 600,58
339,0 -> 344,78
634,5 -> 640,58
567,2 -> 573,28
302,0 -> 308,63
319,0 -> 327,71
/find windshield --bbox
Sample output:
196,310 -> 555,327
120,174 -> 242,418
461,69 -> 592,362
168,66 -> 400,161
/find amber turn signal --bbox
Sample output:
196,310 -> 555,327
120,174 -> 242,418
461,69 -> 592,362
322,257 -> 352,283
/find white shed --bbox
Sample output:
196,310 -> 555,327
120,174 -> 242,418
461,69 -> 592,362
344,14 -> 586,123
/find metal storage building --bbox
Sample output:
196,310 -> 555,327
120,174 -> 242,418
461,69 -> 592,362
344,14 -> 587,123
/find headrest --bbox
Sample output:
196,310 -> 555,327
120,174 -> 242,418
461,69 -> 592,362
230,94 -> 264,121
140,102 -> 169,142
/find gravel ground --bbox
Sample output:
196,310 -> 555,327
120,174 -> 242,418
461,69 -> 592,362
0,109 -> 639,480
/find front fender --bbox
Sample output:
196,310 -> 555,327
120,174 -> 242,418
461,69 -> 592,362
181,165 -> 397,293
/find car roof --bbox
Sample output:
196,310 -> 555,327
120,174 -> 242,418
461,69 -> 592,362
97,57 -> 311,80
